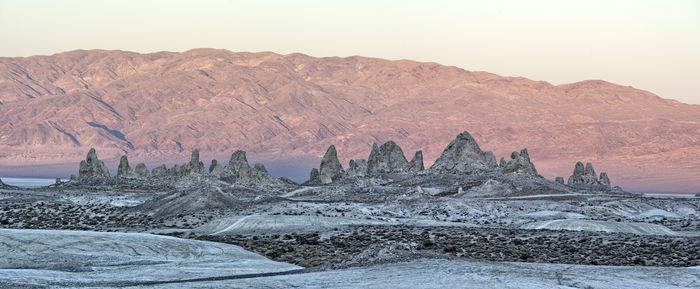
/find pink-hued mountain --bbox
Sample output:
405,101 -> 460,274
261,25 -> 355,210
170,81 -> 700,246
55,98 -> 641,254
0,49 -> 698,192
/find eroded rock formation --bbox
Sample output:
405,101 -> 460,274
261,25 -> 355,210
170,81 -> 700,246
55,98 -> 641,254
309,168 -> 321,184
78,148 -> 110,178
209,159 -> 224,177
367,141 -> 411,176
345,159 -> 368,178
567,161 -> 611,187
503,149 -> 538,175
134,163 -> 149,178
599,172 -> 611,187
430,131 -> 497,173
409,151 -> 424,172
151,165 -> 167,178
117,155 -> 135,178
319,145 -> 343,184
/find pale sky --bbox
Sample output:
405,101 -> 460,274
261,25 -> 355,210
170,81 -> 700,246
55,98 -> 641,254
1,0 -> 698,104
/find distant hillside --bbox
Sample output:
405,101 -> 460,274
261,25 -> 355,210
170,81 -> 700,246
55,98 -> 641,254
1,49 -> 698,192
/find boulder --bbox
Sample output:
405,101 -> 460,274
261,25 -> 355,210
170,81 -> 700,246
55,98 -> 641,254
117,155 -> 135,178
151,164 -> 167,178
408,151 -> 424,172
134,163 -> 149,178
345,159 -> 368,178
78,148 -> 110,178
503,148 -> 538,175
367,141 -> 410,176
430,131 -> 497,173
319,145 -> 344,184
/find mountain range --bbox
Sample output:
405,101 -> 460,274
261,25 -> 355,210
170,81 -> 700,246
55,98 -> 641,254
0,48 -> 698,192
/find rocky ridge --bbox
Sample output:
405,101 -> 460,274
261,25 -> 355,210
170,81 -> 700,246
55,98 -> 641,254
64,130 -> 621,200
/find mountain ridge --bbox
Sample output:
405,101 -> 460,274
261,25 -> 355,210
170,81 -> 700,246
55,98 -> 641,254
1,49 -> 698,192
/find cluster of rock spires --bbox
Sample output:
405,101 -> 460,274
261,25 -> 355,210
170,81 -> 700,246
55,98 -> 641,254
557,161 -> 611,188
72,130 -> 615,191
75,148 -> 286,187
78,148 -> 110,179
309,141 -> 426,184
308,131 -> 614,189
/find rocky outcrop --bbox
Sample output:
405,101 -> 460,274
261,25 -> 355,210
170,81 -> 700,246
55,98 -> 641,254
319,145 -> 344,184
503,148 -> 538,175
209,159 -> 224,177
345,159 -> 368,178
159,150 -> 206,177
309,168 -> 321,184
367,141 -> 411,176
408,151 -> 424,172
117,155 -> 135,178
224,150 -> 250,180
555,177 -> 565,184
254,163 -> 267,173
134,163 -> 149,178
151,164 -> 167,178
599,172 -> 611,187
184,149 -> 205,175
78,148 -> 110,178
567,161 -> 612,187
219,150 -> 286,186
430,131 -> 497,173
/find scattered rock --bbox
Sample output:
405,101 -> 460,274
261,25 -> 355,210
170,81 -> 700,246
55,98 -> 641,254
430,131 -> 497,173
319,145 -> 344,184
78,148 -> 110,179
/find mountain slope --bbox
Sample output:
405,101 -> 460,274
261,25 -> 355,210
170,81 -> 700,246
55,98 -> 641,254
0,49 -> 698,192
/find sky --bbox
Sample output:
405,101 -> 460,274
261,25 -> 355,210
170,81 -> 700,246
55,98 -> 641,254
1,0 -> 699,104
